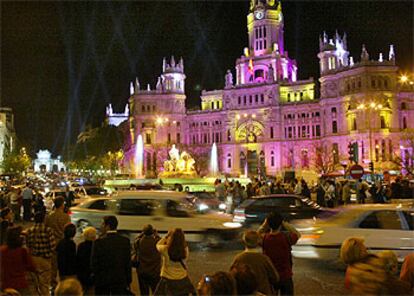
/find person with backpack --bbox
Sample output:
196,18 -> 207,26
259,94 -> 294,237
133,224 -> 161,296
258,212 -> 301,296
154,228 -> 195,296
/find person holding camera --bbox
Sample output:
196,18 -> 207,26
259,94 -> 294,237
133,224 -> 161,296
154,228 -> 195,296
258,212 -> 301,296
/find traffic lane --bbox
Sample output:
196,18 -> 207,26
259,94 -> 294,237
184,247 -> 345,295
73,234 -> 345,295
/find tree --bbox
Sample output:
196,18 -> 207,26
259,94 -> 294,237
392,129 -> 414,176
67,125 -> 124,174
1,147 -> 32,174
312,143 -> 341,175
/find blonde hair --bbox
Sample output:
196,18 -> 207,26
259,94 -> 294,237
82,227 -> 97,241
378,251 -> 398,274
55,278 -> 83,296
340,237 -> 368,264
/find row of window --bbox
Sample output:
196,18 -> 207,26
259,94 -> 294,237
284,125 -> 321,139
191,132 -> 222,145
350,115 -> 388,131
284,112 -> 320,120
141,105 -> 156,112
286,91 -> 308,102
237,94 -> 265,105
254,26 -> 267,51
344,76 -> 390,93
189,120 -> 222,128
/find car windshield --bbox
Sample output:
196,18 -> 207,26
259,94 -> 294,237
239,199 -> 255,208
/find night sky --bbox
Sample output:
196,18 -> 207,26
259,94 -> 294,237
1,0 -> 413,156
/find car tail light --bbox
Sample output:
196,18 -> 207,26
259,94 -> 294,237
233,209 -> 246,222
299,229 -> 324,243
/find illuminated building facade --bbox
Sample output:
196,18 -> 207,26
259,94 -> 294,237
123,0 -> 414,178
0,107 -> 15,165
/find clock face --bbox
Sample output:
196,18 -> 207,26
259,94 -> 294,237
255,10 -> 264,20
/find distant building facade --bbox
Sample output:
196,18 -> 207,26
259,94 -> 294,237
33,150 -> 66,173
105,103 -> 129,127
122,0 -> 414,178
0,107 -> 16,164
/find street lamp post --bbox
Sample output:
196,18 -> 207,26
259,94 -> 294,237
357,102 -> 382,180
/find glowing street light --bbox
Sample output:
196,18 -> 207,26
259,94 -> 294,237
400,75 -> 408,83
155,117 -> 164,125
155,116 -> 169,126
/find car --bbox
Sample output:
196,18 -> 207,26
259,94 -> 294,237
188,191 -> 227,213
293,204 -> 414,262
73,186 -> 108,199
70,190 -> 242,244
233,194 -> 325,226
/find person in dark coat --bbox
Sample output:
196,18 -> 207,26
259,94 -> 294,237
91,216 -> 131,295
56,223 -> 77,279
0,207 -> 13,245
76,227 -> 97,293
316,179 -> 326,207
134,224 -> 161,296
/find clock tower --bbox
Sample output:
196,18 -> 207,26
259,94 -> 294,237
247,0 -> 284,57
235,0 -> 296,85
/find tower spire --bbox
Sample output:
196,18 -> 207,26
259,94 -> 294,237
361,44 -> 369,61
129,81 -> 134,96
389,44 -> 395,61
135,77 -> 140,92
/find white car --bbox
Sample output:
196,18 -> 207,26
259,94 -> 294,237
293,204 -> 414,262
70,190 -> 242,244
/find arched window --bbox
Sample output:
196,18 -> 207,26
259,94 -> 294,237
227,154 -> 232,168
403,117 -> 407,129
380,115 -> 387,129
352,118 -> 357,131
401,102 -> 407,110
332,121 -> 338,134
271,151 -> 275,167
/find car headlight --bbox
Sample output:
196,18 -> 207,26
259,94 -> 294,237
218,203 -> 226,210
198,203 -> 209,211
223,222 -> 242,228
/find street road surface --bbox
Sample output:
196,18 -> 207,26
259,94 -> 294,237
130,243 -> 346,295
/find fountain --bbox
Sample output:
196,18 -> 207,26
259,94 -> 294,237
159,145 -> 196,178
210,142 -> 219,176
135,134 -> 144,178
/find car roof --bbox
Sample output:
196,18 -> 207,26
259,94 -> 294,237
337,204 -> 413,211
111,190 -> 191,200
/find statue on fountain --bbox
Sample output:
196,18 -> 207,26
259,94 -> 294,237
160,145 -> 197,178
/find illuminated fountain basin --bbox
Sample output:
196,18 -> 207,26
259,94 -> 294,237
105,143 -> 250,191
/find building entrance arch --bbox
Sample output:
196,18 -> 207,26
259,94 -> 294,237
235,120 -> 264,143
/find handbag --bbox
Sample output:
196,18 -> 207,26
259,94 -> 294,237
131,237 -> 141,268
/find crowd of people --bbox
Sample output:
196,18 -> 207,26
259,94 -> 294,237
214,176 -> 413,212
0,175 -> 413,296
1,201 -> 413,296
